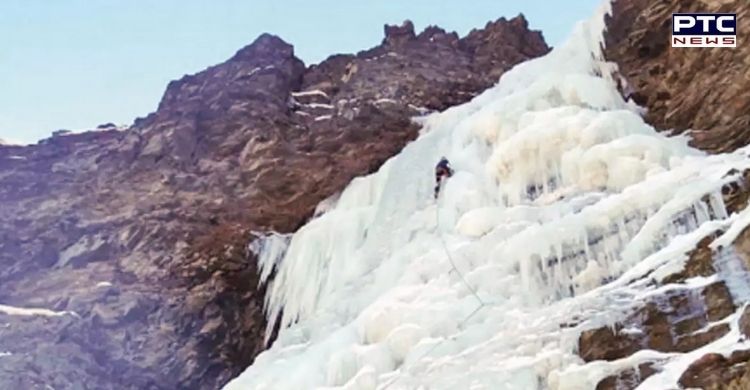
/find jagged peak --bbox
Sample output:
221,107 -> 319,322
469,13 -> 533,36
509,13 -> 530,29
383,20 -> 416,46
459,13 -> 549,59
416,25 -> 460,45
230,33 -> 296,62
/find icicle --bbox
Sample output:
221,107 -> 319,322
250,231 -> 292,285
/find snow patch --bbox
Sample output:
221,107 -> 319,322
0,304 -> 78,318
292,90 -> 330,98
307,103 -> 334,110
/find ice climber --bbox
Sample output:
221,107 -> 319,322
434,157 -> 454,199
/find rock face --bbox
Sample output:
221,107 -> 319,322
0,17 -> 548,389
604,0 -> 750,153
579,1 -> 750,388
679,350 -> 750,389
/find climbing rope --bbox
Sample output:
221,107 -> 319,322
435,204 -> 487,306
379,191 -> 490,389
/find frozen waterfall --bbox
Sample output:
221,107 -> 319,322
225,3 -> 750,389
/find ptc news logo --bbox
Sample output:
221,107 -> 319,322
672,13 -> 737,48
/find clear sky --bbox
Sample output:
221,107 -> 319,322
0,1 -> 602,144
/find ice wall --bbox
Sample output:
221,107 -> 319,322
225,3 -> 750,389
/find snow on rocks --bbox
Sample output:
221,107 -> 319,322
292,89 -> 330,99
0,303 -> 78,318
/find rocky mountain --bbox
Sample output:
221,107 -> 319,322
0,16 -> 548,389
578,0 -> 750,388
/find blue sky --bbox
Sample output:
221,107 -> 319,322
0,1 -> 602,144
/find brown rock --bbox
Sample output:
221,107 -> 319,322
461,14 -> 550,81
733,225 -> 750,271
679,351 -> 750,389
579,325 -> 642,362
702,282 -> 736,321
579,284 -> 735,387
721,169 -> 750,215
680,353 -> 728,387
740,306 -> 750,339
663,232 -> 720,284
596,363 -> 657,390
604,0 -> 750,154
674,323 -> 730,353
718,369 -> 750,390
